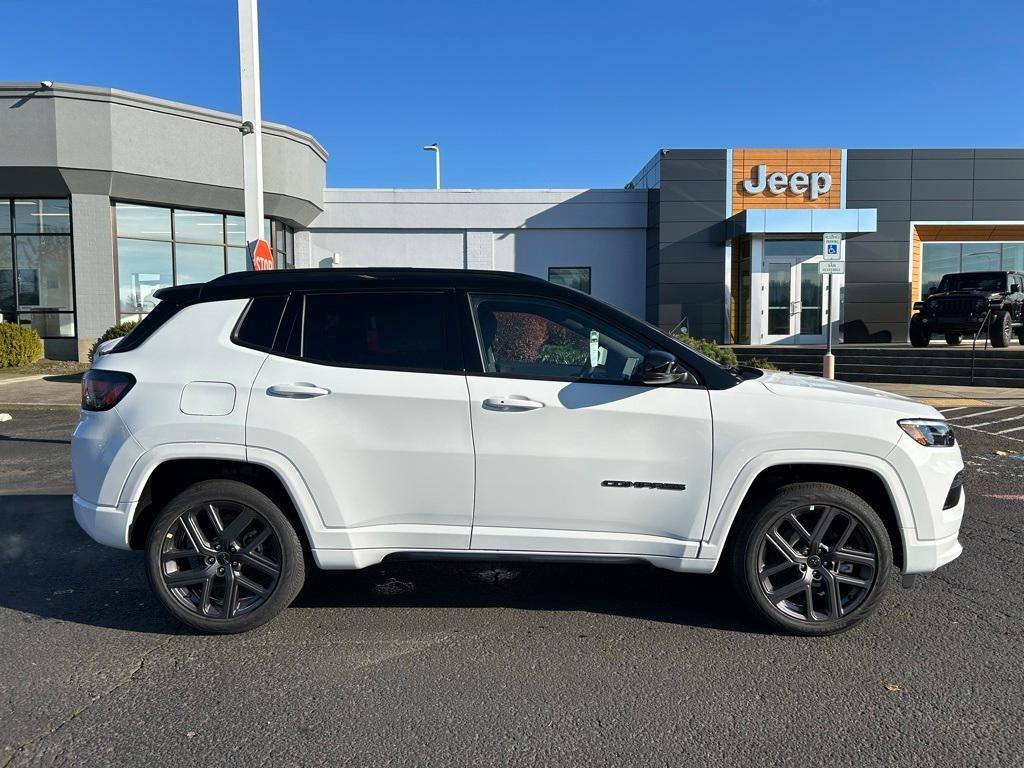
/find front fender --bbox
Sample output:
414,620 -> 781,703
698,449 -> 914,566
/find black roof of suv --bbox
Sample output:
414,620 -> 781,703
137,269 -> 742,389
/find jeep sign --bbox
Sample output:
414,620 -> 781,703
742,164 -> 833,200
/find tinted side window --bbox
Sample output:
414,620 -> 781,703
234,296 -> 287,350
470,294 -> 646,382
301,292 -> 457,372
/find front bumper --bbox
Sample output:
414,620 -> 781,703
915,315 -> 986,333
73,495 -> 132,550
900,489 -> 965,575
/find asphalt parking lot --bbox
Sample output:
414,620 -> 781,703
1,404 -> 1022,767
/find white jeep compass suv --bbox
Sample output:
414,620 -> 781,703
73,269 -> 965,635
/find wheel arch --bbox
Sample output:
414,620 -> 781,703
123,449 -> 321,553
703,453 -> 912,571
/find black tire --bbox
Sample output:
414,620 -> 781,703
1017,325 -> 1024,345
909,317 -> 930,347
944,333 -> 962,346
145,479 -> 305,634
729,482 -> 892,636
989,310 -> 1012,348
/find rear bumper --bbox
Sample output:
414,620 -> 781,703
73,495 -> 131,550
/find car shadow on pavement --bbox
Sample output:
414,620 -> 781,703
294,559 -> 759,633
0,494 -> 180,635
0,493 -> 759,635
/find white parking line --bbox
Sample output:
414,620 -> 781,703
971,415 -> 1023,428
996,424 -> 1024,435
940,406 -> 968,413
949,406 -> 1016,421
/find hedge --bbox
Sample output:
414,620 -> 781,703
0,323 -> 43,368
88,320 -> 139,363
673,332 -> 738,367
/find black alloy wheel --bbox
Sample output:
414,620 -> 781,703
731,482 -> 892,635
989,310 -> 1012,348
146,480 -> 305,633
909,318 -> 930,347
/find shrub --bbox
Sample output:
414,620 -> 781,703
492,312 -> 548,362
747,356 -> 778,371
88,320 -> 138,363
0,323 -> 43,368
673,332 -> 738,367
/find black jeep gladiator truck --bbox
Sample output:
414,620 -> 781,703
910,270 -> 1024,347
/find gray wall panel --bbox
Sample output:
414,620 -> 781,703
845,158 -> 912,180
910,200 -> 975,220
972,200 -> 1024,220
910,179 -> 976,200
973,179 -> 1024,199
910,158 -> 974,179
845,179 -> 912,200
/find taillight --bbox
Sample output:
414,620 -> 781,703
81,369 -> 136,411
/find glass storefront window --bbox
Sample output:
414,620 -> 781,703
115,203 -> 172,240
13,199 -> 71,234
174,209 -> 224,244
0,199 -> 75,338
113,202 -> 293,321
176,243 -> 226,285
225,215 -> 246,246
1004,244 -> 1024,272
922,241 -> 1024,297
0,237 -> 13,315
227,246 -> 248,273
961,242 -> 1001,272
15,236 -> 74,310
921,243 -> 961,296
117,238 -> 172,316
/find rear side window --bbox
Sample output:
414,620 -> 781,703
234,296 -> 287,351
107,299 -> 186,356
299,291 -> 458,372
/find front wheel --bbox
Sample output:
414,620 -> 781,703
909,318 -> 930,347
729,482 -> 892,636
145,479 -> 305,634
989,310 -> 1012,347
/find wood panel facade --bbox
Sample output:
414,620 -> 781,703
732,148 -> 842,214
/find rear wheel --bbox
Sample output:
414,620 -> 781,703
145,479 -> 305,634
944,333 -> 962,346
909,317 -> 930,347
729,482 -> 892,636
989,310 -> 1012,348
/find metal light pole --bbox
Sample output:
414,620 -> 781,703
423,143 -> 440,189
237,0 -> 266,258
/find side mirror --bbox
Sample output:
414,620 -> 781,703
642,349 -> 691,386
913,301 -> 924,311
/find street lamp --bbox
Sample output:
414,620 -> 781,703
423,143 -> 440,189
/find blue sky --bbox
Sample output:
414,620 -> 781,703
4,0 -> 1021,188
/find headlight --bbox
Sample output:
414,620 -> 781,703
975,298 -> 987,309
928,299 -> 939,310
898,419 -> 956,447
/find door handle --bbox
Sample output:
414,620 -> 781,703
267,383 -> 330,399
482,395 -> 544,412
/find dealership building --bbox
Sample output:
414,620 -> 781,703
3,82 -> 1024,359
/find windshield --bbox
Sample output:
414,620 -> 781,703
937,272 -> 1006,293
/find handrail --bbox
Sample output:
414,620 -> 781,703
969,308 -> 992,385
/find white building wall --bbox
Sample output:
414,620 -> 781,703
306,188 -> 648,316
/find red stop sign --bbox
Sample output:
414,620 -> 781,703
249,239 -> 274,271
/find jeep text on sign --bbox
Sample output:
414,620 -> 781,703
742,164 -> 832,200
731,148 -> 841,214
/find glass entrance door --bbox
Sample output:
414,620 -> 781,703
762,240 -> 828,344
